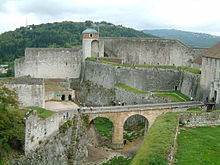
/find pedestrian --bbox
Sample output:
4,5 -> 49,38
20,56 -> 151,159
118,101 -> 121,106
77,108 -> 81,113
205,96 -> 209,103
90,106 -> 93,112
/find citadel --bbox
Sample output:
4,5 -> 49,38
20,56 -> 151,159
5,28 -> 220,165
5,28 -> 219,108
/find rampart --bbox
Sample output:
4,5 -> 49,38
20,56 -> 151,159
100,38 -> 207,66
15,47 -> 82,79
25,110 -> 75,153
1,78 -> 45,108
179,112 -> 220,127
84,61 -> 200,95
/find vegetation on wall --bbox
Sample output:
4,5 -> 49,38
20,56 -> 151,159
26,106 -> 55,119
116,83 -> 190,102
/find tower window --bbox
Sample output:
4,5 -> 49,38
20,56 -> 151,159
89,34 -> 93,37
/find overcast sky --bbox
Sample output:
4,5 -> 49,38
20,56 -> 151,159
1,0 -> 220,35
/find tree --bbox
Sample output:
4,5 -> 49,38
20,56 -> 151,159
0,83 -> 18,110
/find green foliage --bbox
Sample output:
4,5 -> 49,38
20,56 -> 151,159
100,156 -> 132,165
116,83 -> 149,94
85,57 -> 96,61
186,107 -> 202,112
178,66 -> 201,74
93,117 -> 113,139
0,108 -> 27,163
124,122 -> 145,142
0,21 -> 156,63
59,120 -> 74,133
81,114 -> 89,128
0,83 -> 18,109
131,113 -> 179,165
174,126 -> 220,165
26,106 -> 55,119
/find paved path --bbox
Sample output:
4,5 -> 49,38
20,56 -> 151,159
45,101 -> 79,112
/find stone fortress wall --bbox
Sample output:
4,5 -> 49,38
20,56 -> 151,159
84,61 -> 200,99
24,110 -> 74,153
15,47 -> 82,79
100,38 -> 207,67
200,57 -> 220,101
2,78 -> 45,108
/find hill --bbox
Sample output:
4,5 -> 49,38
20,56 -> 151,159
0,21 -> 156,64
143,29 -> 220,48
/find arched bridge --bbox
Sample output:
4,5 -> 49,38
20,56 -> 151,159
82,101 -> 204,149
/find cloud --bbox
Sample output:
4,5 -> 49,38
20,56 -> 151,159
0,0 -> 220,35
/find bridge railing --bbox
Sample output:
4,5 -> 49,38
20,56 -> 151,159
75,101 -> 204,114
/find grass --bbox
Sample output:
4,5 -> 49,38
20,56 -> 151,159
26,106 -> 55,119
100,156 -> 132,165
116,83 -> 149,94
178,66 -> 201,74
93,117 -> 113,139
116,83 -> 190,102
86,58 -> 201,74
131,113 -> 179,165
174,126 -> 220,165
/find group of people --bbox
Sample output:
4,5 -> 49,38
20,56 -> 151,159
77,106 -> 94,113
112,100 -> 126,106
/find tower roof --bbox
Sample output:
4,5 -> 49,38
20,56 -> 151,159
82,28 -> 98,34
203,42 -> 220,59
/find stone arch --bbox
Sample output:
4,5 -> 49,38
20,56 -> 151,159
89,115 -> 114,148
123,114 -> 149,143
91,40 -> 99,57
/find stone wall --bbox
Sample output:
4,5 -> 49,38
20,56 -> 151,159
84,61 -> 181,91
115,86 -> 171,105
15,47 -> 82,79
2,78 -> 45,108
200,57 -> 220,101
180,71 -> 200,99
179,112 -> 220,127
11,114 -> 89,165
75,81 -> 115,106
100,38 -> 207,66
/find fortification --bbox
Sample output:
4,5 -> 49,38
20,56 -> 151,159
100,38 -> 207,66
15,47 -> 82,79
1,78 -> 45,108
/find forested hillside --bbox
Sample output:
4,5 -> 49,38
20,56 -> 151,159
143,29 -> 220,48
0,21 -> 156,64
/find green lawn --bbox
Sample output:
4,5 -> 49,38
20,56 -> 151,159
132,113 -> 179,165
175,126 -> 220,165
26,106 -> 55,119
116,83 -> 190,102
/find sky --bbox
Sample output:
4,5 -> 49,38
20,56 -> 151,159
1,0 -> 220,35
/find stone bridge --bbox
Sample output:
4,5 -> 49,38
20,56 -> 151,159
83,101 -> 204,149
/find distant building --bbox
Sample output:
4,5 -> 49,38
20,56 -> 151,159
0,64 -> 8,74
